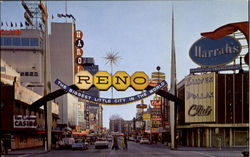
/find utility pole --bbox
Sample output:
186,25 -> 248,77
43,1 -> 52,151
170,7 -> 177,150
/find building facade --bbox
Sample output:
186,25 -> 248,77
82,57 -> 103,133
49,22 -> 79,127
177,72 -> 249,147
1,59 -> 59,150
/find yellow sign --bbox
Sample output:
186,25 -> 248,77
112,71 -> 130,91
74,71 -> 150,91
185,72 -> 216,123
94,71 -> 112,91
131,72 -> 149,91
143,114 -> 151,119
74,71 -> 93,90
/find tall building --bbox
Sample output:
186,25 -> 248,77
1,29 -> 44,95
82,57 -> 103,133
0,29 -> 59,150
50,22 -> 78,127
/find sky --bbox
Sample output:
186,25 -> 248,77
1,0 -> 248,128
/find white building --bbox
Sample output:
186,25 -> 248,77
49,22 -> 79,127
1,29 -> 44,95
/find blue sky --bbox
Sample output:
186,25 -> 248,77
1,0 -> 248,128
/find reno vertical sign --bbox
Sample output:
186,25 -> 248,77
189,36 -> 241,67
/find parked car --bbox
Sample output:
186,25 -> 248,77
140,138 -> 150,144
72,139 -> 88,150
107,136 -> 112,142
135,136 -> 142,143
95,138 -> 109,149
59,138 -> 75,149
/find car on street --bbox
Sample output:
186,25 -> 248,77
59,137 -> 75,149
135,136 -> 142,143
140,138 -> 150,144
95,138 -> 109,149
72,139 -> 88,150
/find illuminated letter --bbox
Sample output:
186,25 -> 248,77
113,71 -> 130,91
74,71 -> 93,90
94,71 -> 111,91
131,72 -> 149,91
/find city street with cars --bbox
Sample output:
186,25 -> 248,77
4,139 -> 245,157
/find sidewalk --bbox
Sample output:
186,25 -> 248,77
173,145 -> 248,152
3,147 -> 49,156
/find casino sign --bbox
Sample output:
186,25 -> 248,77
189,36 -> 241,67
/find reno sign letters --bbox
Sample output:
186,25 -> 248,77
189,36 -> 241,67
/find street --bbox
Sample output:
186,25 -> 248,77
6,140 -> 244,157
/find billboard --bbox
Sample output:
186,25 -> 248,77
189,36 -> 241,67
185,73 -> 216,123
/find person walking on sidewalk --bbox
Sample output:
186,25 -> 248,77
3,138 -> 8,155
124,135 -> 128,150
112,135 -> 119,150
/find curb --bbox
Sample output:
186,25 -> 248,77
5,150 -> 49,156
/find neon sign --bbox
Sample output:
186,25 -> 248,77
189,36 -> 241,67
74,71 -> 149,91
0,29 -> 21,36
55,78 -> 167,105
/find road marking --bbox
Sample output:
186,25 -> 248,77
193,151 -> 216,157
18,154 -> 30,157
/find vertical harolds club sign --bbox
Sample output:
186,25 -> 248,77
185,72 -> 216,123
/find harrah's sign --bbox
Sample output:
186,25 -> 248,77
189,36 -> 241,67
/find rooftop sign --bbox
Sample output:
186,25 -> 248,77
189,36 -> 241,67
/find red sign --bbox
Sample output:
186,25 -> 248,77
74,30 -> 83,39
75,48 -> 83,56
136,104 -> 147,108
75,65 -> 84,72
151,100 -> 161,106
151,117 -> 161,121
151,108 -> 161,115
0,29 -> 20,36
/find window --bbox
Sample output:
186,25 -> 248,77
25,72 -> 29,76
29,72 -> 33,76
34,72 -> 38,76
13,37 -> 21,46
20,72 -> 24,76
22,38 -> 29,46
4,37 -> 11,46
30,38 -> 39,46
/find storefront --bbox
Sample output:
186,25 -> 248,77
177,72 -> 249,147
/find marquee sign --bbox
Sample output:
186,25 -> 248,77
55,78 -> 167,105
14,115 -> 37,128
0,29 -> 21,36
185,72 -> 216,123
189,36 -> 241,67
74,71 -> 149,91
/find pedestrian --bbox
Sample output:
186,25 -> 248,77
122,136 -> 125,150
124,134 -> 128,150
3,138 -> 8,155
112,135 -> 119,150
